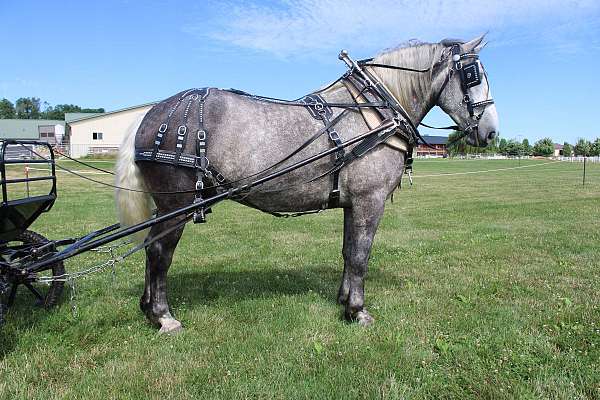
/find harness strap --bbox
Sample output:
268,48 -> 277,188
193,88 -> 212,223
302,94 -> 344,208
152,89 -> 201,159
342,76 -> 410,153
177,94 -> 199,164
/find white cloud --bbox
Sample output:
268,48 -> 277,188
192,0 -> 600,57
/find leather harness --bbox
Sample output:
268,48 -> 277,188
134,46 -> 494,221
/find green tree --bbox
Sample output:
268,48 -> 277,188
522,138 -> 531,155
505,139 -> 522,156
499,138 -> 508,154
562,142 -> 573,157
0,98 -> 15,118
42,104 -> 104,120
15,97 -> 42,119
591,138 -> 600,157
486,135 -> 499,154
532,138 -> 554,156
574,138 -> 591,156
447,131 -> 467,156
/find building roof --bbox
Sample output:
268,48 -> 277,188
67,102 -> 157,124
554,143 -> 564,150
421,135 -> 449,145
65,112 -> 104,123
0,119 -> 65,139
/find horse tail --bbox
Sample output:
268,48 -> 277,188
115,114 -> 154,243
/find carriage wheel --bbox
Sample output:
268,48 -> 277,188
0,230 -> 65,315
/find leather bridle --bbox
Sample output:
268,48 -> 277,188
360,43 -> 495,142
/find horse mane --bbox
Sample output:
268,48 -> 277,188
371,40 -> 446,111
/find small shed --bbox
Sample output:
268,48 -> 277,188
0,119 -> 65,143
553,143 -> 564,157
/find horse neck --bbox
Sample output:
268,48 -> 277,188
370,45 -> 442,125
369,67 -> 436,126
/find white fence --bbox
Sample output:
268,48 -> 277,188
65,143 -> 121,158
553,156 -> 600,163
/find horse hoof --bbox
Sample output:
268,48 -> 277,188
158,318 -> 183,335
356,310 -> 374,327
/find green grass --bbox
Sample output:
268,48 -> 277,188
1,158 -> 599,399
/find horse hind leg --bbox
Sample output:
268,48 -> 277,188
140,215 -> 187,334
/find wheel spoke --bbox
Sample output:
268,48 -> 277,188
23,282 -> 44,302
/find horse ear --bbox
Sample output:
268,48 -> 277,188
464,34 -> 486,53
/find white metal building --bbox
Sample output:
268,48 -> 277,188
66,103 -> 156,158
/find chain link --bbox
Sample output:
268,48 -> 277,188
35,241 -> 131,284
33,241 -> 131,319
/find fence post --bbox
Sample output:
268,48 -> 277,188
25,165 -> 30,197
583,156 -> 587,187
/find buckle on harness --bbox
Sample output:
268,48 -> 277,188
197,130 -> 206,141
159,123 -> 168,133
328,130 -> 341,142
195,180 -> 204,191
177,125 -> 187,136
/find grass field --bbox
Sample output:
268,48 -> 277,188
1,158 -> 599,399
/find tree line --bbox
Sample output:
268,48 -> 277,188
0,97 -> 104,121
447,132 -> 600,157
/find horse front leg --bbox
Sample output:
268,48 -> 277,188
343,198 -> 385,326
140,216 -> 186,334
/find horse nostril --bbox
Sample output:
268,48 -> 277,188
487,131 -> 496,140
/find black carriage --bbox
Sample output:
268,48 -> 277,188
0,140 -> 64,320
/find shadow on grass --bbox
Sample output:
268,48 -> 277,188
129,265 -> 342,306
127,260 -> 406,310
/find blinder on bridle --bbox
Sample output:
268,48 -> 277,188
447,44 -> 494,121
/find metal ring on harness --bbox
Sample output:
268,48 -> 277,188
159,123 -> 168,133
197,156 -> 209,170
177,125 -> 187,136
197,130 -> 206,141
195,180 -> 204,191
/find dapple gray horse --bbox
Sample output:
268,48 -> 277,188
115,36 -> 498,333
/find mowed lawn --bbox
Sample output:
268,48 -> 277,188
1,158 -> 599,399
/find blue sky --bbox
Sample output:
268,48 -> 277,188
1,0 -> 599,144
